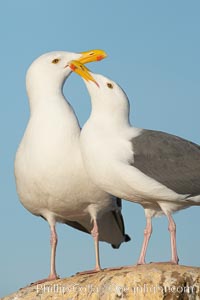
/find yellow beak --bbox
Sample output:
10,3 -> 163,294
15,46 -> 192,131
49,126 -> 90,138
69,60 -> 98,86
78,49 -> 107,64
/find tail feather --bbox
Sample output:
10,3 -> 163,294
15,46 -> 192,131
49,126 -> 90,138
111,199 -> 131,248
62,197 -> 131,248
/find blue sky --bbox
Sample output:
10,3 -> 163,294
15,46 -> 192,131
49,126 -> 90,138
1,0 -> 200,297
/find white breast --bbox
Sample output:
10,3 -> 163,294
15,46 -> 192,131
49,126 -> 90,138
15,100 -> 115,222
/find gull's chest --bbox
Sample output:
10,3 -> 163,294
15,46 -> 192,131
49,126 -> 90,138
82,124 -> 133,162
14,115 -> 83,206
81,126 -> 134,186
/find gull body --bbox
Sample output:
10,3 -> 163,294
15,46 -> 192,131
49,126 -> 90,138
72,66 -> 200,265
14,52 -> 130,282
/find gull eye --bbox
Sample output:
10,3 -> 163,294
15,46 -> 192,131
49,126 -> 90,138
52,58 -> 60,64
107,82 -> 113,89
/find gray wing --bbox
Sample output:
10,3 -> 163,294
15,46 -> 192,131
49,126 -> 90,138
64,198 -> 131,248
111,198 -> 131,248
131,129 -> 200,196
39,215 -> 91,234
64,220 -> 90,234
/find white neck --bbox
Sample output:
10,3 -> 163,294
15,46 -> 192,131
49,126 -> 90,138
26,78 -> 81,138
26,75 -> 66,111
89,100 -> 131,132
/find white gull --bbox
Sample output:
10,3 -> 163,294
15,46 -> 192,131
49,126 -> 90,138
14,51 -> 130,283
69,61 -> 200,265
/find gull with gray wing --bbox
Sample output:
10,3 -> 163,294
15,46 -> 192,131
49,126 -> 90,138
69,60 -> 200,265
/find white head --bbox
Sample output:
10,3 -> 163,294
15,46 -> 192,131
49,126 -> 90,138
26,52 -> 81,98
69,61 -> 131,126
26,50 -> 107,100
85,73 -> 130,110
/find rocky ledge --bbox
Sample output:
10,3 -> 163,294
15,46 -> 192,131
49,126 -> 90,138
2,264 -> 200,300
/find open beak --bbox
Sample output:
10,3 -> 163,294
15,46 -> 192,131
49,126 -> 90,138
69,60 -> 99,87
79,49 -> 107,64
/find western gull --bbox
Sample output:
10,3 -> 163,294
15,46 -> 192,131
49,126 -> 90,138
14,50 -> 130,283
69,60 -> 200,265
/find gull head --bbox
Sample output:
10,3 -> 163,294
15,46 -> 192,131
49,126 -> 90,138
26,50 -> 107,96
69,61 -> 130,118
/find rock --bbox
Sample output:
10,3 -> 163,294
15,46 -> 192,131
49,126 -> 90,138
2,264 -> 200,300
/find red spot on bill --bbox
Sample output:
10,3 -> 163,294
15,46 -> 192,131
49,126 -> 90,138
96,55 -> 104,61
69,64 -> 77,71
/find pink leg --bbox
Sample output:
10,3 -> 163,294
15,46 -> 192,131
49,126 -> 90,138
77,219 -> 101,275
137,216 -> 152,265
116,215 -> 153,270
29,224 -> 59,285
167,213 -> 179,264
49,224 -> 58,279
91,219 -> 101,271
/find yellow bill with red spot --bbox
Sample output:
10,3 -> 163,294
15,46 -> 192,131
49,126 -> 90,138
79,49 -> 107,64
69,60 -> 99,87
